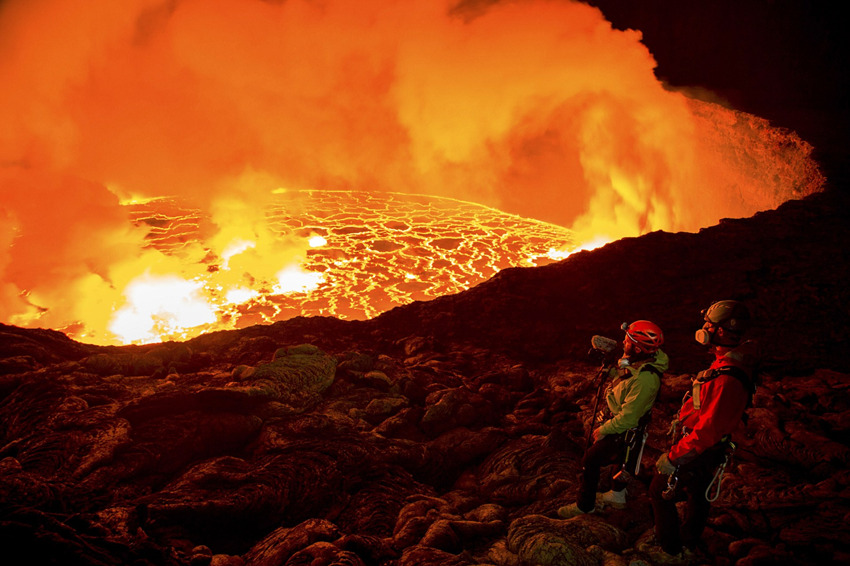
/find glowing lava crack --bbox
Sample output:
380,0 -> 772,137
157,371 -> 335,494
124,190 -> 577,343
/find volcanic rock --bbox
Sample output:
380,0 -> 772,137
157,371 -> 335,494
1,188 -> 849,565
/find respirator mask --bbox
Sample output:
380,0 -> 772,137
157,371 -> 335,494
695,327 -> 712,345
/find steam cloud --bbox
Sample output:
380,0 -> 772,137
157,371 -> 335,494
0,0 -> 823,340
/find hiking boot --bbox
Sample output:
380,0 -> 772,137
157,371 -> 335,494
634,530 -> 693,565
557,503 -> 594,519
595,488 -> 627,509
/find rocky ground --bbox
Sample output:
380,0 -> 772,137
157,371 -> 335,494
1,188 -> 849,566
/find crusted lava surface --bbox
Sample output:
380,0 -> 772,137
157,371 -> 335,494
124,190 -> 575,332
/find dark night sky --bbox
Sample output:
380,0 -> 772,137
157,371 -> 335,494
586,0 -> 849,184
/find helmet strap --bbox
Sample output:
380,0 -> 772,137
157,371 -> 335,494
711,327 -> 742,347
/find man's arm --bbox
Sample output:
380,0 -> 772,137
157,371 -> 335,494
598,370 -> 660,435
667,375 -> 748,465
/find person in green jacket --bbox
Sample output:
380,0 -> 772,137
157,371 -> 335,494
559,320 -> 667,518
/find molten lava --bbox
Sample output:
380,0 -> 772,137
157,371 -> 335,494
0,0 -> 824,345
113,190 -> 577,344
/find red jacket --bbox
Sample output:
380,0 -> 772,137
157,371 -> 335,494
668,348 -> 753,464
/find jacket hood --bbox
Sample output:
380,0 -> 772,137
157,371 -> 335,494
643,349 -> 669,373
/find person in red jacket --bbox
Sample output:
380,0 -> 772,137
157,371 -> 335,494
649,300 -> 757,561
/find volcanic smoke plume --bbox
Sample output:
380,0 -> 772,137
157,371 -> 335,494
0,0 -> 824,345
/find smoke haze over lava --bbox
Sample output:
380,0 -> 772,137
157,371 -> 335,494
0,0 -> 824,344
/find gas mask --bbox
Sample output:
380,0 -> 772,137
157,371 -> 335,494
696,322 -> 739,347
694,328 -> 712,345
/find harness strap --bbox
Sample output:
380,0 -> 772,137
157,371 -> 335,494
620,425 -> 649,474
691,369 -> 713,409
692,366 -> 756,412
633,431 -> 649,474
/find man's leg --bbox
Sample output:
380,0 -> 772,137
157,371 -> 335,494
649,471 -> 683,556
576,434 -> 622,511
680,448 -> 725,550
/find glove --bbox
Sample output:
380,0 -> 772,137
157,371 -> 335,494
592,427 -> 604,443
655,452 -> 677,475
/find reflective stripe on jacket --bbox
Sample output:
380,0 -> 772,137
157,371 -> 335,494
597,349 -> 667,436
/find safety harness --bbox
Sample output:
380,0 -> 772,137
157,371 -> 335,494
691,365 -> 757,411
611,363 -> 663,481
666,364 -> 756,502
615,418 -> 650,481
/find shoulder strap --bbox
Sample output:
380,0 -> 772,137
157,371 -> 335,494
692,365 -> 756,412
715,365 -> 757,396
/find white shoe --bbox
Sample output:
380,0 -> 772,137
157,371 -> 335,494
557,503 -> 594,518
595,488 -> 627,509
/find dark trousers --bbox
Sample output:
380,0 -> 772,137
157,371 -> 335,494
576,431 -> 639,512
649,445 -> 727,554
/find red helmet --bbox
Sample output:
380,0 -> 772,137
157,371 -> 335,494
622,320 -> 664,353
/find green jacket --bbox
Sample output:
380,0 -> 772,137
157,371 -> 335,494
597,349 -> 667,436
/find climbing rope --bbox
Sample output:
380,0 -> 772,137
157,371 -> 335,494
705,441 -> 736,502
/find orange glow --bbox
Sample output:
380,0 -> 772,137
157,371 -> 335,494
113,189 -> 578,339
109,273 -> 217,344
273,265 -> 325,296
537,236 -> 612,263
0,0 -> 824,344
